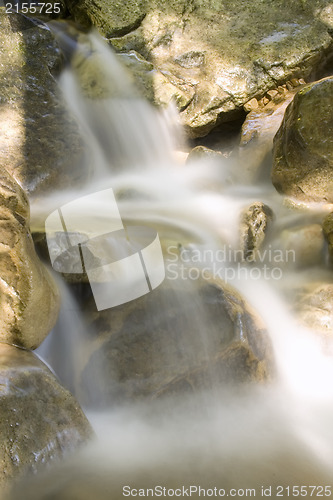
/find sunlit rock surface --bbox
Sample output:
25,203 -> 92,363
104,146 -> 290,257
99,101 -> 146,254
0,12 -> 87,195
272,77 -> 333,203
0,344 -> 93,495
78,277 -> 274,406
0,167 -> 59,349
65,0 -> 333,137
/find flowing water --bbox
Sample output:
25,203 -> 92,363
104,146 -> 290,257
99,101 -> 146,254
23,25 -> 333,497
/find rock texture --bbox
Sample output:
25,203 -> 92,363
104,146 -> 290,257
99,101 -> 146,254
77,277 -> 274,406
0,167 -> 60,349
0,344 -> 93,494
272,77 -> 333,203
65,0 -> 333,137
239,202 -> 274,261
0,12 -> 87,195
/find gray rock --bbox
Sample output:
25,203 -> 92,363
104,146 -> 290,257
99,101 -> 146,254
65,0 -> 333,137
0,344 -> 93,494
0,167 -> 60,349
272,77 -> 333,203
0,12 -> 88,195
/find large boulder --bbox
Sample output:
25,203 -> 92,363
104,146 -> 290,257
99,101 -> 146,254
65,0 -> 333,137
0,167 -> 59,349
0,12 -> 88,195
272,77 -> 333,203
0,344 -> 93,495
72,276 -> 274,407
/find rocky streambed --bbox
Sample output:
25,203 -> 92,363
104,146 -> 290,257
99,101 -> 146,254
1,0 -> 333,496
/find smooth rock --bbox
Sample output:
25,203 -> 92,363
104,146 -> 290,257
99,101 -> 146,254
272,77 -> 333,203
77,277 -> 274,406
0,12 -> 87,195
0,344 -> 92,494
0,167 -> 59,349
65,0 -> 333,137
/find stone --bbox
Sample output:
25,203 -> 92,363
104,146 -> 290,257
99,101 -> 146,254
0,344 -> 93,494
0,167 -> 60,349
239,202 -> 274,262
272,77 -> 333,203
0,12 -> 88,195
186,145 -> 223,164
76,276 -> 274,407
322,212 -> 333,262
65,0 -> 333,137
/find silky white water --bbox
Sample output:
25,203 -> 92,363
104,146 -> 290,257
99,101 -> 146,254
26,26 -> 333,496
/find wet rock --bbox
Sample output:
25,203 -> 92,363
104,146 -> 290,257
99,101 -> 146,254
240,202 -> 274,262
322,212 -> 333,262
0,344 -> 92,494
239,84 -> 303,181
65,0 -> 333,137
0,12 -> 88,195
272,77 -> 333,203
0,167 -> 60,349
78,277 -> 274,406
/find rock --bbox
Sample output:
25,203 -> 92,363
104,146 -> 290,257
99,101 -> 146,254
0,12 -> 88,195
77,277 -> 274,406
65,0 -> 333,137
0,167 -> 60,349
239,84 -> 302,181
240,202 -> 274,262
293,282 -> 333,339
0,344 -> 93,494
186,145 -> 223,164
272,77 -> 333,203
322,212 -> 333,262
272,223 -> 325,269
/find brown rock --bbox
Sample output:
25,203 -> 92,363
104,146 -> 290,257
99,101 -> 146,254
0,167 -> 60,349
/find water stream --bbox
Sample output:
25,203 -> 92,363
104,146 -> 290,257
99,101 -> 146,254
27,25 -> 333,495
